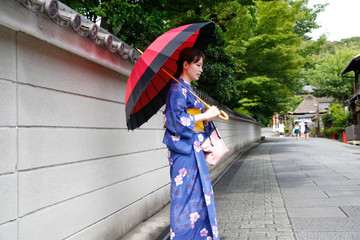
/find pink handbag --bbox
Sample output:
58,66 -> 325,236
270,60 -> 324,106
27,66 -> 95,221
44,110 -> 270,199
201,124 -> 229,166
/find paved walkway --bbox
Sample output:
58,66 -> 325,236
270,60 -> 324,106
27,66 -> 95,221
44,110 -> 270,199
214,133 -> 360,240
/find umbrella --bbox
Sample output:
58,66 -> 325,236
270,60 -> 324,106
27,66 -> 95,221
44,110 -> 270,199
125,22 -> 228,130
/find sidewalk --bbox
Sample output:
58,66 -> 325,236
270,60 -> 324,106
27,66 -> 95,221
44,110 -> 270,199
214,135 -> 360,240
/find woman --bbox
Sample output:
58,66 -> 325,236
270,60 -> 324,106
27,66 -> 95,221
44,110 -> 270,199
304,123 -> 310,139
163,47 -> 221,240
294,122 -> 300,139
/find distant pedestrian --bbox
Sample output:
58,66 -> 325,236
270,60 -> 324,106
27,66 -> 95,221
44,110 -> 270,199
304,123 -> 310,139
294,122 -> 300,139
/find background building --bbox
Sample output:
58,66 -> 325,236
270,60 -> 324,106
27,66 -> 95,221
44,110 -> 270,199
341,54 -> 360,142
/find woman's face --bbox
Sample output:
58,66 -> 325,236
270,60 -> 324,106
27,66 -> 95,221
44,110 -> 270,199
185,57 -> 204,81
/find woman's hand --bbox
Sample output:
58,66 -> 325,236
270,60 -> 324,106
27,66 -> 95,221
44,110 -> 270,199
194,106 -> 221,123
204,106 -> 221,122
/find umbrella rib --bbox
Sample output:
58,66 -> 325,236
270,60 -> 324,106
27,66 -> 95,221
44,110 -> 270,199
150,73 -> 170,102
144,85 -> 158,114
133,98 -> 140,129
137,95 -> 149,125
129,93 -> 138,129
162,66 -> 176,75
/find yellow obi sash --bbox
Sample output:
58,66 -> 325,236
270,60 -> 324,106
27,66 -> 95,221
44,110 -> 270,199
187,108 -> 204,132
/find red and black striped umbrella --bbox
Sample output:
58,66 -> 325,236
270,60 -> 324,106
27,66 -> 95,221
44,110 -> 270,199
125,22 -> 215,130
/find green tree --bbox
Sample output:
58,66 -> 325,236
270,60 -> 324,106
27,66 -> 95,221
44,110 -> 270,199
206,0 -> 325,123
321,104 -> 350,137
293,1 -> 328,41
209,0 -> 256,73
235,76 -> 292,123
306,46 -> 358,103
63,0 -> 238,105
234,0 -> 309,122
62,0 -> 168,50
62,0 -> 326,124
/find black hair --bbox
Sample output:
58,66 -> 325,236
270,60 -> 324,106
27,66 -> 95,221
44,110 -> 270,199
175,47 -> 205,78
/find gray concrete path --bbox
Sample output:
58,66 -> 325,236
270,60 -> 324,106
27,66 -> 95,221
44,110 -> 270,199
214,133 -> 360,240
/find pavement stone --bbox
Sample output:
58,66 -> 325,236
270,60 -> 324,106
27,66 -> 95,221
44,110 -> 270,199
214,141 -> 296,240
214,130 -> 360,240
286,207 -> 346,218
295,232 -> 360,240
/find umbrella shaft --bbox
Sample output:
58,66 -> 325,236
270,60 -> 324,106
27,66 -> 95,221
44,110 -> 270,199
135,48 -> 228,121
161,68 -> 229,121
161,68 -> 210,108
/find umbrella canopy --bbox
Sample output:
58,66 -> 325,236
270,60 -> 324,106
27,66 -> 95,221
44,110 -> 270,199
125,22 -> 215,130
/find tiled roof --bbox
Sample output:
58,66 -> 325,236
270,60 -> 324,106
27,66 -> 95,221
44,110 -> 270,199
293,95 -> 327,114
17,0 -> 139,63
318,97 -> 333,103
341,54 -> 360,76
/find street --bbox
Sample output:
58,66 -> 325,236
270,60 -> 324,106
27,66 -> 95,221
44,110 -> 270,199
214,129 -> 360,240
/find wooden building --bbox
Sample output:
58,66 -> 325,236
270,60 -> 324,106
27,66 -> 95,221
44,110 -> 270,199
341,54 -> 360,141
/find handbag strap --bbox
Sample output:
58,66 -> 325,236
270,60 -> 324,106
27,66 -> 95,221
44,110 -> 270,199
206,121 -> 222,147
174,78 -> 203,106
211,121 -> 222,139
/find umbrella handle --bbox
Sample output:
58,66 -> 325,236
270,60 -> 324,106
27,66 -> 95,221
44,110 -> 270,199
161,68 -> 229,121
201,102 -> 229,121
219,110 -> 229,121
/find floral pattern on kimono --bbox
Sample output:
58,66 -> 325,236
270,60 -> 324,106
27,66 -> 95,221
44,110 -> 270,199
163,78 -> 220,240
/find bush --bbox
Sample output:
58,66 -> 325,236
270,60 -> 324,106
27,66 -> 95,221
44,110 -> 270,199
322,127 -> 332,138
321,104 -> 350,138
284,125 -> 289,133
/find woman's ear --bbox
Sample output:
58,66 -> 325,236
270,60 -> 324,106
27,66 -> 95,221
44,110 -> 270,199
183,61 -> 189,71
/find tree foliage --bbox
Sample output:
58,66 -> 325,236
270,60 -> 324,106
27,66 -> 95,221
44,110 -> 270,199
62,0 -> 329,124
61,0 -> 168,50
293,1 -> 328,40
304,42 -> 360,103
217,0 -> 326,124
321,104 -> 351,137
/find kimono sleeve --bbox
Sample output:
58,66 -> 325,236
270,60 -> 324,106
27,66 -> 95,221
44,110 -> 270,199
164,84 -> 195,138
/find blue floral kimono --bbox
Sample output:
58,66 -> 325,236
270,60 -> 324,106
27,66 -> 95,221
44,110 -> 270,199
163,78 -> 219,240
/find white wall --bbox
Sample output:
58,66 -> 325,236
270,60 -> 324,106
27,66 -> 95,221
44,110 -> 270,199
0,24 -> 171,240
0,1 -> 261,240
